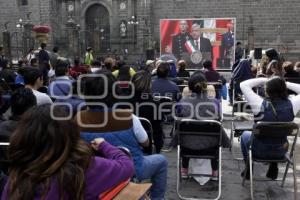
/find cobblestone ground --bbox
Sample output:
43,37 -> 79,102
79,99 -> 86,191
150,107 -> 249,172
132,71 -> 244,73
163,100 -> 300,200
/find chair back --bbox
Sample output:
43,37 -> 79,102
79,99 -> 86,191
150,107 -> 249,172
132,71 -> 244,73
138,117 -> 153,154
176,119 -> 223,150
252,122 -> 299,139
208,81 -> 223,100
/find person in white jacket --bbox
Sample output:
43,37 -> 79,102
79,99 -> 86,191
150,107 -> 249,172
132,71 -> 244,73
240,76 -> 300,180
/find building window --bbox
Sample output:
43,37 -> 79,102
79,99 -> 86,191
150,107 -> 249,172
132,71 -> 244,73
21,0 -> 28,6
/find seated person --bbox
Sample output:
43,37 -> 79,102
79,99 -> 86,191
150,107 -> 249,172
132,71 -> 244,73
74,70 -> 168,200
0,88 -> 36,173
229,59 -> 255,104
240,76 -> 300,180
48,61 -> 73,98
48,62 -> 84,115
176,73 -> 230,178
283,61 -> 299,78
131,70 -> 164,153
177,60 -> 190,78
1,105 -> 134,199
202,60 -> 227,99
152,61 -> 180,101
69,58 -> 88,78
112,60 -> 136,80
202,60 -> 220,82
23,67 -> 52,105
0,88 -> 36,142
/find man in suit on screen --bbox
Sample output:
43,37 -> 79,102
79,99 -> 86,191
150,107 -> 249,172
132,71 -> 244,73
184,23 -> 212,67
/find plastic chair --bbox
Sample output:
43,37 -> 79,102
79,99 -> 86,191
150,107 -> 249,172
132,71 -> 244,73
139,117 -> 154,155
242,122 -> 299,200
176,119 -> 223,200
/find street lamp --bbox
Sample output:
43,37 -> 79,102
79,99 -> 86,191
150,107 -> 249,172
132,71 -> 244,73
128,16 -> 139,25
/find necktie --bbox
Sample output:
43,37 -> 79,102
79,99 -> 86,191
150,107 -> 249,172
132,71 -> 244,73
195,40 -> 199,50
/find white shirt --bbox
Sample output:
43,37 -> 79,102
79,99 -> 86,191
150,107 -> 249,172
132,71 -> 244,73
32,89 -> 53,105
240,78 -> 300,116
132,114 -> 148,143
194,38 -> 200,50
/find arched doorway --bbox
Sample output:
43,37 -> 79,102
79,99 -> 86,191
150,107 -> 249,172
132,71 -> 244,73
85,4 -> 110,54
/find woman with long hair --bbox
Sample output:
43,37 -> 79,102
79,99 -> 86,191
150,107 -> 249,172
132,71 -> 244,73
240,76 -> 300,179
131,70 -> 164,153
176,73 -> 230,179
1,105 -> 134,200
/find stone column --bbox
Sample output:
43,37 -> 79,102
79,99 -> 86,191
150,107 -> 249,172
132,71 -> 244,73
23,23 -> 34,55
2,31 -> 11,62
66,19 -> 77,58
247,26 -> 255,51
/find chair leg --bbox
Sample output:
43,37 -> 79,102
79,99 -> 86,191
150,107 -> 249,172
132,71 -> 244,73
242,158 -> 249,186
281,162 -> 290,187
292,156 -> 298,200
249,150 -> 254,200
229,124 -> 234,152
176,145 -> 181,197
216,147 -> 222,200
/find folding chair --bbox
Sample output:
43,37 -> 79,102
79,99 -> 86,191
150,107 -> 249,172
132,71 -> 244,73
176,119 -> 223,200
139,117 -> 154,155
230,100 -> 254,160
242,122 -> 299,200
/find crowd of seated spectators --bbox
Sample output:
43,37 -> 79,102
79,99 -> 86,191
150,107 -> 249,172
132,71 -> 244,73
0,43 -> 300,199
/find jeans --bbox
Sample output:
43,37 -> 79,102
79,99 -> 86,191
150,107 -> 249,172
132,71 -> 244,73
137,154 -> 168,200
241,131 -> 287,161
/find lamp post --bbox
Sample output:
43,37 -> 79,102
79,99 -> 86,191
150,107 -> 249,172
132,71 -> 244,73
128,15 -> 139,45
2,21 -> 12,61
15,18 -> 24,60
23,12 -> 34,56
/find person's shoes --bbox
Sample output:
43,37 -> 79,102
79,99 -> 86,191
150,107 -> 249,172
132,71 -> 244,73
266,163 -> 278,180
211,170 -> 219,181
181,168 -> 188,179
241,168 -> 250,180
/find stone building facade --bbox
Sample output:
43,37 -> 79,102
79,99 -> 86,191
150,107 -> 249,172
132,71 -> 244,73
1,0 -> 300,62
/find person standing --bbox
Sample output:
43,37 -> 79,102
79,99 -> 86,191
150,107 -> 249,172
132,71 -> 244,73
172,20 -> 192,60
220,23 -> 234,67
84,47 -> 94,66
38,43 -> 50,85
185,23 -> 213,67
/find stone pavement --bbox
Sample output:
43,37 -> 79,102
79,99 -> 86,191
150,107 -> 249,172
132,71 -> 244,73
163,100 -> 300,200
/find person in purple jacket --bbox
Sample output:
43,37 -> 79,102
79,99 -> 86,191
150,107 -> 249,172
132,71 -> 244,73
1,104 -> 134,200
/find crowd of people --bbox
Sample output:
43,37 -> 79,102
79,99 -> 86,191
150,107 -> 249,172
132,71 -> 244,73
0,43 -> 299,199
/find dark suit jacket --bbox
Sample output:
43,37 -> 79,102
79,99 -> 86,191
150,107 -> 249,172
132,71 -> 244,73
172,32 -> 192,60
189,37 -> 213,61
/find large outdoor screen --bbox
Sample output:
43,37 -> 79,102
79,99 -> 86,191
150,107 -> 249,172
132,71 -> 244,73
160,18 -> 236,69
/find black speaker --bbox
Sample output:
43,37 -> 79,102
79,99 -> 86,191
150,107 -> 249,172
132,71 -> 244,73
254,48 -> 262,59
146,49 -> 155,60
